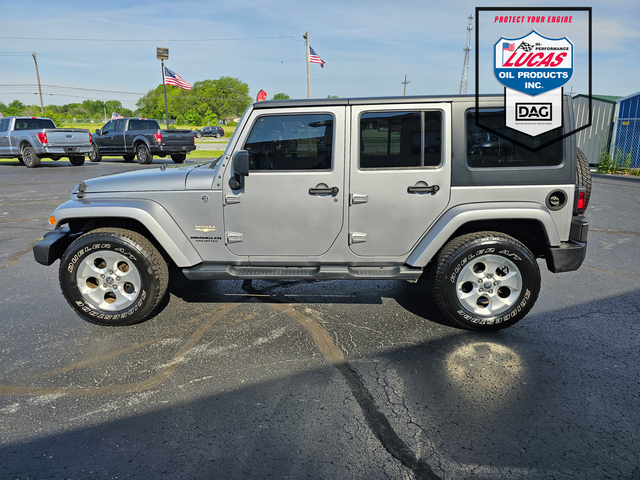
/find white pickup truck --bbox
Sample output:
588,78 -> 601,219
0,116 -> 92,167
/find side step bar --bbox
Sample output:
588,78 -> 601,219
182,264 -> 423,281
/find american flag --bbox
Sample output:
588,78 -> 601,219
503,42 -> 515,52
164,67 -> 192,91
309,47 -> 325,68
111,112 -> 123,119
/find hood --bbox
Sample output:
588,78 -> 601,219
77,165 -> 195,194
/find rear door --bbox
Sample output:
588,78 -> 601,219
223,107 -> 345,257
348,103 -> 451,257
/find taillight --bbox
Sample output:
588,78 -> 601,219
154,133 -> 162,143
193,133 -> 195,142
37,132 -> 48,144
577,191 -> 586,212
89,133 -> 93,143
574,186 -> 586,214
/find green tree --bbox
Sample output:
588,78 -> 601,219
272,93 -> 291,100
327,95 -> 339,98
3,100 -> 26,116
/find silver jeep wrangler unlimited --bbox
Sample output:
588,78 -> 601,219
34,95 -> 590,331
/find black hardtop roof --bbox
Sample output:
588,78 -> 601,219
252,94 -> 505,109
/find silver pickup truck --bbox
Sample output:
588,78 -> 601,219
0,116 -> 92,167
34,94 -> 590,331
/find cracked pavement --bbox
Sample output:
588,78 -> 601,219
1,162 -> 639,479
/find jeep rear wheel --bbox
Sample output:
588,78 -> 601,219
576,147 -> 592,210
432,232 -> 541,331
59,228 -> 168,326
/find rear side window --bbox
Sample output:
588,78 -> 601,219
0,119 -> 9,132
466,108 -> 563,168
359,111 -> 442,169
129,120 -> 160,131
14,119 -> 56,130
244,114 -> 333,171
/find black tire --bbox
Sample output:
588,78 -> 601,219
432,232 -> 541,331
88,144 -> 102,163
576,147 -> 592,211
22,146 -> 41,168
69,155 -> 85,166
215,133 -> 221,138
171,153 -> 186,163
195,132 -> 202,138
59,228 -> 169,326
123,155 -> 135,162
136,144 -> 153,164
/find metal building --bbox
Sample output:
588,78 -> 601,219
610,91 -> 640,169
573,95 -> 619,165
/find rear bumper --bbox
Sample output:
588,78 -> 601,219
149,145 -> 196,154
33,228 -> 79,266
546,218 -> 589,273
42,145 -> 93,155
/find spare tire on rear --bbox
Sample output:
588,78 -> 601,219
576,148 -> 592,211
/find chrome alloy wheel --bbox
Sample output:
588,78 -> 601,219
75,250 -> 142,311
455,254 -> 522,316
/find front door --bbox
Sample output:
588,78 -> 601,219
0,118 -> 10,156
223,108 -> 345,257
348,103 -> 451,257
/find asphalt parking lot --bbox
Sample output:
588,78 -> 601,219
1,158 -> 639,480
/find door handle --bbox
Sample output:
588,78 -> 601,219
309,186 -> 339,195
407,184 -> 440,193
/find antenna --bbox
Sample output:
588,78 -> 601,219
459,15 -> 473,95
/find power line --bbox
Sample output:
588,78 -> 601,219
0,36 -> 298,42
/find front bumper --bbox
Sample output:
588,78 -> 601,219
545,218 -> 589,273
33,228 -> 79,266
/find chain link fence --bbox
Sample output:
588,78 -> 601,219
612,119 -> 640,169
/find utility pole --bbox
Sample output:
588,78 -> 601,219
31,52 -> 45,115
303,32 -> 311,99
161,59 -> 170,129
401,74 -> 411,96
459,14 -> 473,94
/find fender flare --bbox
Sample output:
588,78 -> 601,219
406,202 -> 561,267
49,198 -> 202,268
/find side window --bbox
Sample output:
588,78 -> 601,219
115,120 -> 125,132
102,121 -> 115,133
466,108 -> 562,168
359,111 -> 442,169
0,119 -> 9,132
244,114 -> 333,171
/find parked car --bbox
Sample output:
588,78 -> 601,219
89,118 -> 196,164
0,116 -> 92,167
34,94 -> 590,331
194,126 -> 224,138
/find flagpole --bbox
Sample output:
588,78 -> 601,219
161,59 -> 170,129
304,32 -> 311,99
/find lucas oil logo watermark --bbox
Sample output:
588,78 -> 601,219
494,30 -> 573,136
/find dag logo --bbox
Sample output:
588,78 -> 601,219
494,30 -> 573,96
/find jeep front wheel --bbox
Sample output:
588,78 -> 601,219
432,232 -> 540,331
59,228 -> 168,326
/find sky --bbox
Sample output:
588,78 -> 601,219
0,0 -> 638,111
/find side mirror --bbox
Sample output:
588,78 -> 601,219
229,150 -> 249,190
233,150 -> 249,177
95,129 -> 100,135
